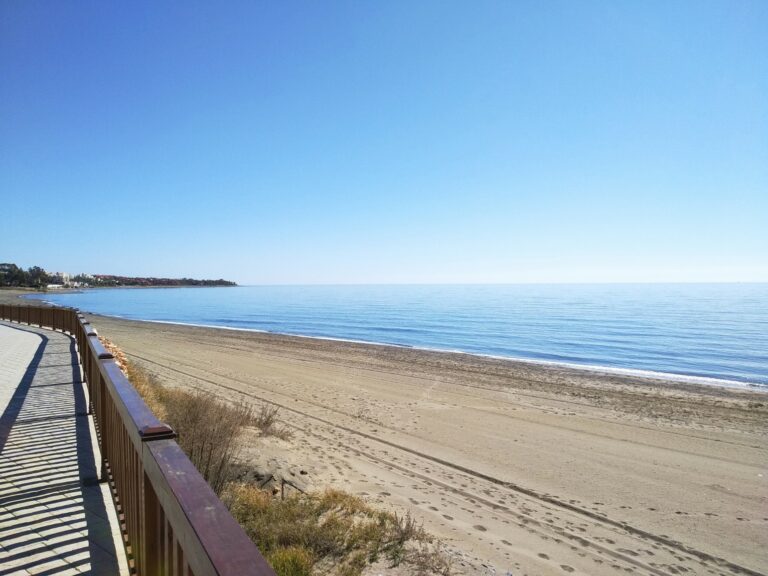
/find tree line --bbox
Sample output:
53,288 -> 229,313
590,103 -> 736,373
90,275 -> 237,287
0,263 -> 54,288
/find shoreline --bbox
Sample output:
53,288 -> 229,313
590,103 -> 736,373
132,318 -> 768,391
11,285 -> 768,391
18,284 -> 236,295
77,312 -> 768,393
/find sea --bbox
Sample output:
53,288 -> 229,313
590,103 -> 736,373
26,284 -> 768,388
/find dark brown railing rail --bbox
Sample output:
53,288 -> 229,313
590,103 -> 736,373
0,304 -> 276,576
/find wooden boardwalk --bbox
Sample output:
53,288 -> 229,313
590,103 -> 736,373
0,321 -> 128,575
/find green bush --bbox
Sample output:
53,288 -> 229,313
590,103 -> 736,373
267,546 -> 314,576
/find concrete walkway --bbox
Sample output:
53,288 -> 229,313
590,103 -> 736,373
0,321 -> 128,575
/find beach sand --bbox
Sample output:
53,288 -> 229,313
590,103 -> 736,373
2,292 -> 766,575
81,313 -> 767,576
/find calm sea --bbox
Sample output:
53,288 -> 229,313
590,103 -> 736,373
27,284 -> 768,388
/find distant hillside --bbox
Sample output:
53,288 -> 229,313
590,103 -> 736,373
0,262 -> 236,288
90,275 -> 237,287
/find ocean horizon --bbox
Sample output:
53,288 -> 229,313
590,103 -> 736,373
27,283 -> 768,388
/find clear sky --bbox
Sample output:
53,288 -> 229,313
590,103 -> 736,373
1,1 -> 766,284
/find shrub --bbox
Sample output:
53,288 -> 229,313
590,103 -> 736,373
161,388 -> 253,495
223,484 -> 449,576
109,351 -> 252,495
267,547 -> 314,576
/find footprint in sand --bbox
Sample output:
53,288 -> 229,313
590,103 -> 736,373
560,565 -> 575,573
443,515 -> 454,520
473,525 -> 487,532
538,553 -> 550,559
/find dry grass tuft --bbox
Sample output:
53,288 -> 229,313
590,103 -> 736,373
254,404 -> 293,440
223,484 -> 450,576
267,546 -> 314,576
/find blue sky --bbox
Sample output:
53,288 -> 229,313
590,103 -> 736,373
1,1 -> 766,284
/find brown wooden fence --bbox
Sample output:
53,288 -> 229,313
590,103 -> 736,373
0,304 -> 276,576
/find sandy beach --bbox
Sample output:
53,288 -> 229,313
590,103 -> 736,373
69,311 -> 765,576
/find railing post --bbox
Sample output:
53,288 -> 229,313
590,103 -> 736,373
90,334 -> 113,482
98,375 -> 109,481
83,322 -> 96,414
141,475 -> 161,576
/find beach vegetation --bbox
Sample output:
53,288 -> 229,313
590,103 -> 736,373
223,484 -> 451,576
162,388 -> 253,494
102,339 -> 252,494
265,546 -> 314,576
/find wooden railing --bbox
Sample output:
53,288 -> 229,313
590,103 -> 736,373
0,304 -> 276,576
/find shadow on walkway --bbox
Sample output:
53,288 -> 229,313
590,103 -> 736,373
0,322 -> 126,575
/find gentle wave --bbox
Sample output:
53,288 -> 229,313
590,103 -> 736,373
26,284 -> 768,388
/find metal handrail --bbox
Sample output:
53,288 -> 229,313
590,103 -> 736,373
0,304 -> 275,576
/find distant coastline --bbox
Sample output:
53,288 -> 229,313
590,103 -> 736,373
0,262 -> 236,289
84,275 -> 237,288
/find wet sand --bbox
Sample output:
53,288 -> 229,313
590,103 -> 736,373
82,313 -> 767,576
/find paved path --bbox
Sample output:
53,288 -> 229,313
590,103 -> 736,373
0,321 -> 128,575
